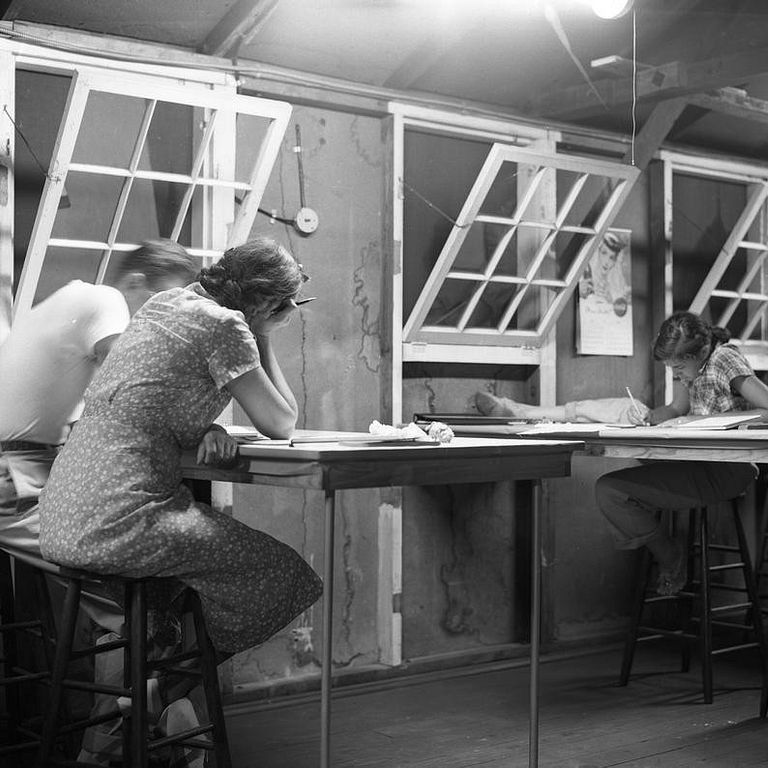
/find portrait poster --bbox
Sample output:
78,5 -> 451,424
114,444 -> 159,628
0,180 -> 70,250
576,228 -> 633,356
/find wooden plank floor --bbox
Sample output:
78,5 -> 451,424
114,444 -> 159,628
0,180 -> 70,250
225,644 -> 768,767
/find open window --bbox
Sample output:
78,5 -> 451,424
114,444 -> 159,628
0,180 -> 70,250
393,106 -> 640,376
403,144 -> 639,357
2,41 -> 291,322
659,150 -> 768,371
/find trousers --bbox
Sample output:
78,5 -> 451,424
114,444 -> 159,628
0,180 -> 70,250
595,460 -> 757,549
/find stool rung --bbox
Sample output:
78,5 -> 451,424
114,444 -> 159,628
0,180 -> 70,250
177,736 -> 216,749
148,724 -> 215,752
61,676 -> 129,697
0,670 -> 48,685
69,637 -> 128,660
711,641 -> 760,656
709,562 -> 746,572
702,543 -> 740,553
711,620 -> 754,632
148,647 -> 202,671
641,593 -> 685,604
637,626 -> 695,641
708,583 -> 748,593
55,708 -> 122,737
711,601 -> 752,613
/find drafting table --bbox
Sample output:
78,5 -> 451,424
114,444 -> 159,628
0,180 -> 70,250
182,433 -> 583,768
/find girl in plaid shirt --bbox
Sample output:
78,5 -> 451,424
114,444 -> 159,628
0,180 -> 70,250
596,311 -> 768,595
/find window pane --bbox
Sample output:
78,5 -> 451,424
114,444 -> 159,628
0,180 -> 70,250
116,179 -> 191,242
32,247 -> 102,305
71,92 -> 146,168
137,100 -> 194,175
50,172 -> 125,242
425,279 -> 482,328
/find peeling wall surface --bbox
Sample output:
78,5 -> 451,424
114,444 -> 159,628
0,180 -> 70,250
231,106 -> 387,689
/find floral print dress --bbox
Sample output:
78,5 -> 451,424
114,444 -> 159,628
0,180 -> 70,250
38,283 -> 322,653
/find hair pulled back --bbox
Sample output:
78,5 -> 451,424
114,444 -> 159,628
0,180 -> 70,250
198,236 -> 305,313
652,311 -> 730,362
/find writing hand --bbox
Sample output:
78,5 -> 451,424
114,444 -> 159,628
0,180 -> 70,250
627,402 -> 651,426
196,427 -> 239,466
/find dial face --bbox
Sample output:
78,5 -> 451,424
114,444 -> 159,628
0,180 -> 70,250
295,207 -> 319,235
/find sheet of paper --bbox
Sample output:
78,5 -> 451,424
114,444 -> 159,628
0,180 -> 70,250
226,425 -> 268,442
519,422 -> 633,436
658,413 -> 764,430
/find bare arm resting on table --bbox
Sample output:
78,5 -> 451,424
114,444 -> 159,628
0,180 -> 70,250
224,303 -> 299,440
650,375 -> 768,426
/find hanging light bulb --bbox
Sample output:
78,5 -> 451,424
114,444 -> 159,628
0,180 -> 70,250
591,0 -> 633,19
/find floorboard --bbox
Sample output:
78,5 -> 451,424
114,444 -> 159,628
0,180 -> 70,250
225,643 -> 768,767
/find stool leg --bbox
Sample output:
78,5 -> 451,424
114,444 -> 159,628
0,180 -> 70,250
191,594 -> 232,768
733,501 -> 768,718
619,549 -> 652,686
124,581 -> 148,768
699,507 -> 713,705
680,508 -> 699,674
0,550 -> 21,743
35,579 -> 81,768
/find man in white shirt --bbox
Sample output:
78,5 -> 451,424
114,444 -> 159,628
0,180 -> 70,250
0,240 -> 199,765
0,239 -> 198,548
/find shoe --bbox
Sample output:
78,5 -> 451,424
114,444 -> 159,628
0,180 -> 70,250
159,695 -> 208,768
656,543 -> 687,596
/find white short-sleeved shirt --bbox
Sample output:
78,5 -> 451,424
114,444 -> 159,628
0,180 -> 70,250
0,281 -> 129,445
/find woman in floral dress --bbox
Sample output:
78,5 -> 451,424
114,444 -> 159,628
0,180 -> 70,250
38,236 -> 322,654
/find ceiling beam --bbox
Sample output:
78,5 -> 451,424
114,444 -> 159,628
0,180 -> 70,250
688,87 -> 768,126
530,48 -> 768,120
623,96 -> 688,169
201,0 -> 281,59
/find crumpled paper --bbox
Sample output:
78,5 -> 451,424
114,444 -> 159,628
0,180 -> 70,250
369,419 -> 454,443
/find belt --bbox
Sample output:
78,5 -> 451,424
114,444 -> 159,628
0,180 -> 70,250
0,440 -> 60,452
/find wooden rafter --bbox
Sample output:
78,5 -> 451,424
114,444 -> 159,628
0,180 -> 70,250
201,0 -> 281,59
623,97 -> 687,169
688,87 -> 768,126
530,48 -> 768,120
592,56 -> 768,133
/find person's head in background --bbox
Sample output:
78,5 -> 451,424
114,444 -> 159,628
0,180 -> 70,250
652,310 -> 730,385
594,232 -> 624,276
106,239 -> 198,316
197,236 -> 308,330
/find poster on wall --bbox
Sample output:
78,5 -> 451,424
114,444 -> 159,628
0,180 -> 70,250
576,228 -> 633,356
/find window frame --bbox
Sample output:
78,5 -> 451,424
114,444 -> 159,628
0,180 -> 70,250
659,149 -> 768,373
0,37 -> 291,323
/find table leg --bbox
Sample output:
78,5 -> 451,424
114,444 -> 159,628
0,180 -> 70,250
321,489 -> 335,768
529,478 -> 542,768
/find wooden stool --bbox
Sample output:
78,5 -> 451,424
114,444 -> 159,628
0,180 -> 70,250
0,547 -> 58,765
620,501 -> 768,716
0,544 -> 232,768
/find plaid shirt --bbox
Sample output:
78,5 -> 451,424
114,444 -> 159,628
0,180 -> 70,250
688,342 -> 753,415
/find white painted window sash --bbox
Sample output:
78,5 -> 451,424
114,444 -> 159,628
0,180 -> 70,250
662,150 -> 768,367
402,142 -> 639,351
10,61 -> 290,320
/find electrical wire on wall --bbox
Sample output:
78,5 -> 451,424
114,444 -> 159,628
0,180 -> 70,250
630,8 -> 637,166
